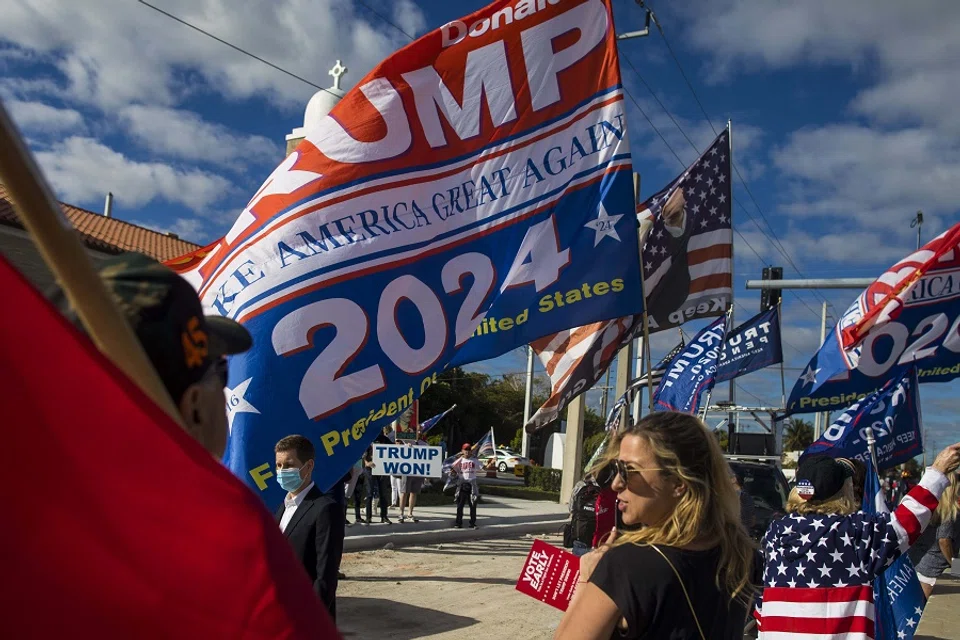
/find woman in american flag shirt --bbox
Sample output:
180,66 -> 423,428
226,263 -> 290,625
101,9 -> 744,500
755,444 -> 960,639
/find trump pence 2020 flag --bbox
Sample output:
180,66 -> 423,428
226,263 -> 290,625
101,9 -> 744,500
168,0 -> 643,505
800,367 -> 922,472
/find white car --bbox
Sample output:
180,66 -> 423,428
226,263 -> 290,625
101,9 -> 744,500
480,448 -> 530,473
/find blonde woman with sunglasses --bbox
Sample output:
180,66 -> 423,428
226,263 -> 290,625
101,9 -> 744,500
555,412 -> 756,640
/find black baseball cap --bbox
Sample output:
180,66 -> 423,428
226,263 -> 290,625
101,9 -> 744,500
52,252 -> 252,404
795,455 -> 854,501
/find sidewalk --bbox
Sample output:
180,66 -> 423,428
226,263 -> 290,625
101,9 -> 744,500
916,570 -> 960,640
343,495 -> 568,552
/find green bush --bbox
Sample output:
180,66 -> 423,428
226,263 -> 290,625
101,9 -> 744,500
525,466 -> 562,492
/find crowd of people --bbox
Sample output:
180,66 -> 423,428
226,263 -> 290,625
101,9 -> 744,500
31,251 -> 960,639
554,410 -> 960,639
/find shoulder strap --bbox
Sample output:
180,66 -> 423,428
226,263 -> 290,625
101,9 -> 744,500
647,544 -> 706,640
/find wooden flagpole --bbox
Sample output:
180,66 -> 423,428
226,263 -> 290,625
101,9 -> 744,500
0,100 -> 183,426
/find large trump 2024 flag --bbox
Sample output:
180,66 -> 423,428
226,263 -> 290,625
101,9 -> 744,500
168,0 -> 643,506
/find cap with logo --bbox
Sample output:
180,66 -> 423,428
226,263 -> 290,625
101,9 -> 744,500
51,252 -> 252,404
795,455 -> 854,502
462,443 -> 471,450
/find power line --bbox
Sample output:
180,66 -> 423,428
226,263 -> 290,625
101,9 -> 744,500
138,0 -> 337,95
354,0 -> 416,41
647,8 -> 718,136
620,55 -> 699,156
644,4 -> 832,310
619,48 -> 827,322
622,85 -> 686,167
620,76 -> 822,323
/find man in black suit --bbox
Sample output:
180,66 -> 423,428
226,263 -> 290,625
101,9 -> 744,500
274,435 -> 344,621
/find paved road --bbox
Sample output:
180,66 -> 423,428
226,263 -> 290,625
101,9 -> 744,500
344,495 -> 568,551
338,535 -> 562,639
916,570 -> 959,640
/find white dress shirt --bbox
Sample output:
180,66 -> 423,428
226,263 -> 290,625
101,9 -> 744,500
279,481 -> 315,532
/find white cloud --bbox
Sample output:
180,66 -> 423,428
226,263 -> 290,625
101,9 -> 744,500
35,137 -> 233,212
0,0 -> 427,111
6,99 -> 84,133
619,81 -> 765,188
772,124 -> 960,232
119,105 -> 278,168
130,216 -> 209,243
668,1 -> 960,258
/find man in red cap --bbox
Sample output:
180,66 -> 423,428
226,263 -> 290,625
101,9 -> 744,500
449,443 -> 495,528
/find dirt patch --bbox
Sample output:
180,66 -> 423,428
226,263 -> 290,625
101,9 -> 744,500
337,535 -> 564,639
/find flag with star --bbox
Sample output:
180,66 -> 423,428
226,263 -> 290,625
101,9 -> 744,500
784,222 -> 960,417
164,0 -> 646,502
638,128 -> 733,333
799,367 -> 922,471
863,458 -> 926,640
524,127 -> 732,432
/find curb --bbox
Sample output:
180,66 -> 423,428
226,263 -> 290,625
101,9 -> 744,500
343,518 -> 567,552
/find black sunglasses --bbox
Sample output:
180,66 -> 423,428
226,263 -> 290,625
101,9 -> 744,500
610,459 -> 663,485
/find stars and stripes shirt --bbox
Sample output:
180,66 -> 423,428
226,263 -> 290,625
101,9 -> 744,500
756,468 -> 949,640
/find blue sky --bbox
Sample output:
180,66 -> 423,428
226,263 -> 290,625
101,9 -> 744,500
2,0 -> 958,453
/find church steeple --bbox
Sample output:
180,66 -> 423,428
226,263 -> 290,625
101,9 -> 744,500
285,60 -> 348,156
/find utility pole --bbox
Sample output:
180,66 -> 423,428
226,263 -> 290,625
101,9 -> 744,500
746,277 -> 877,436
521,345 -> 534,459
600,366 -> 613,419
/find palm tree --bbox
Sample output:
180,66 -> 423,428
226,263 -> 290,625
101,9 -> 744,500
783,418 -> 814,451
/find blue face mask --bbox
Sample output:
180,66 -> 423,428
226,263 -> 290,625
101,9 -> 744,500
277,468 -> 304,492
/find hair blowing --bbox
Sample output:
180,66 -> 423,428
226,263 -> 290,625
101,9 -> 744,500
935,473 -> 959,525
598,412 -> 756,604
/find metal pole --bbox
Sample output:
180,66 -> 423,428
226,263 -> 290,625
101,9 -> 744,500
814,300 -> 828,440
778,300 -> 786,409
600,365 -> 612,419
559,394 -> 586,505
103,192 -> 113,218
745,278 -> 874,290
521,345 -> 534,459
726,120 -> 735,449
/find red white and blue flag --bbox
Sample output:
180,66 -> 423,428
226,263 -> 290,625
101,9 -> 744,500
863,458 -> 926,640
525,129 -> 732,431
652,316 -> 726,414
168,0 -> 643,506
800,368 -> 923,472
420,404 -> 456,436
786,223 -> 960,416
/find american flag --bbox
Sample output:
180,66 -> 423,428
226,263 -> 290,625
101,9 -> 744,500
526,316 -> 642,431
756,471 -> 948,639
639,129 -> 733,332
525,130 -> 732,433
601,340 -> 684,432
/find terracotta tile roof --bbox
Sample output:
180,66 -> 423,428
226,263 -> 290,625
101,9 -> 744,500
0,183 -> 201,261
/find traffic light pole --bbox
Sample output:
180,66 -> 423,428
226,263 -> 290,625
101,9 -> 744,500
746,276 -> 877,440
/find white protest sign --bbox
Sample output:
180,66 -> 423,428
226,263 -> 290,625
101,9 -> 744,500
371,444 -> 443,477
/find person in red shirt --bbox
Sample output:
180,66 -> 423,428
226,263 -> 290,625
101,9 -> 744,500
593,486 -> 618,548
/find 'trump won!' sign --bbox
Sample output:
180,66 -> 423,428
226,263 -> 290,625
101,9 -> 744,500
371,445 -> 444,477
169,0 -> 642,507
